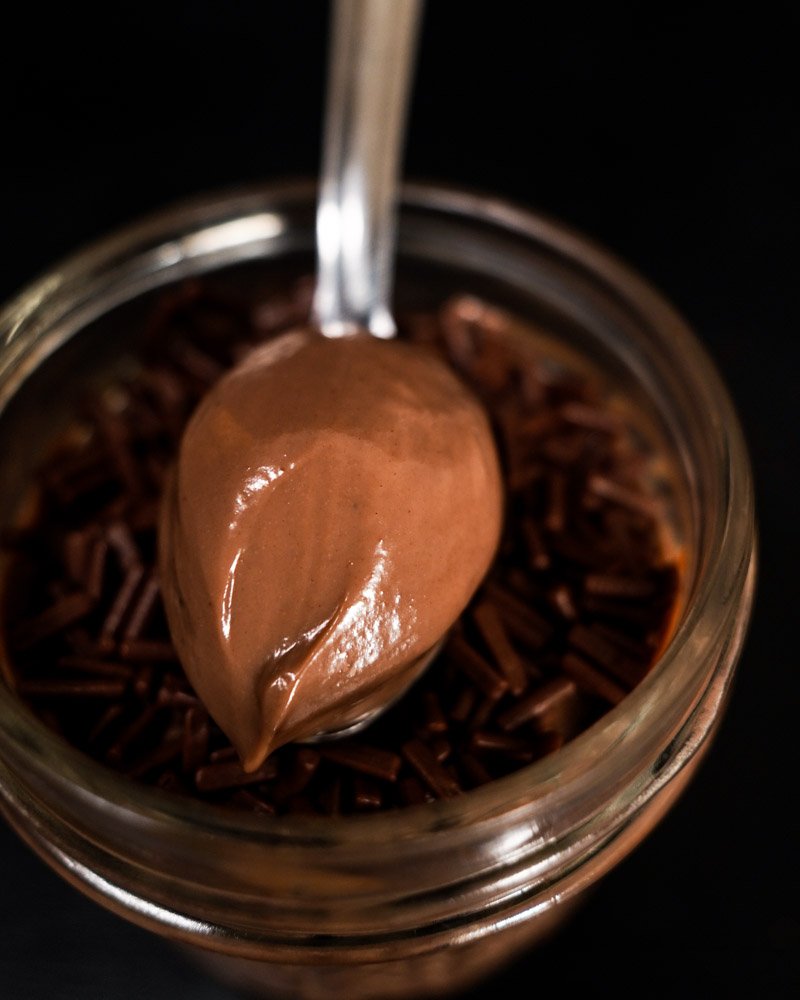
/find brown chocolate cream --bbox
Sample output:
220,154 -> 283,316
159,329 -> 503,770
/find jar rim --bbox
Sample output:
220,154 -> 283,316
0,180 -> 755,853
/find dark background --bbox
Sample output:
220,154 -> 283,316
1,2 -> 798,997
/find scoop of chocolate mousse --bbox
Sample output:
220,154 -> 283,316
159,329 -> 503,770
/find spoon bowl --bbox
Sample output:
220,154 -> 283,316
303,640 -> 442,744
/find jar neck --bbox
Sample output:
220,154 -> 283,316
0,552 -> 754,958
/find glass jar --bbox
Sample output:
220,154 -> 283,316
0,182 -> 755,1000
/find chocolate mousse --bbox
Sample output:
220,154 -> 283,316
160,329 -> 503,768
0,278 -> 680,816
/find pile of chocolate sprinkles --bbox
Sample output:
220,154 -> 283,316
1,279 -> 680,816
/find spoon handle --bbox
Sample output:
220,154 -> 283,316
314,0 -> 423,339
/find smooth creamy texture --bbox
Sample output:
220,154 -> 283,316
159,330 -> 503,770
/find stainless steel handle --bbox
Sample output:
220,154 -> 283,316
314,0 -> 423,338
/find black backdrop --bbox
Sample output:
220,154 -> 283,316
1,3 -> 798,997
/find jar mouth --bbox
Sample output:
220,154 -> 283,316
0,180 -> 755,852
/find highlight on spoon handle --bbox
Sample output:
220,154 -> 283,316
314,0 -> 423,339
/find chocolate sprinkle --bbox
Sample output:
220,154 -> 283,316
1,280 -> 681,816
